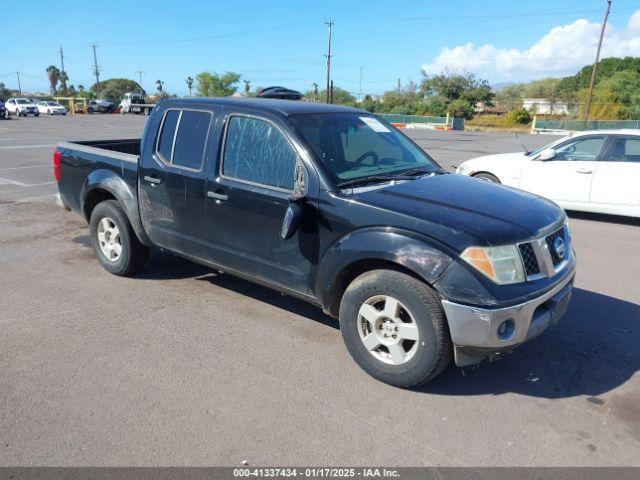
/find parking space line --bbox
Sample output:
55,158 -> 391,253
0,144 -> 55,150
0,177 -> 56,187
0,165 -> 51,171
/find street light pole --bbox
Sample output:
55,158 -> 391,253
325,18 -> 333,104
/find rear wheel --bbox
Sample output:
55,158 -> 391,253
89,200 -> 149,276
473,172 -> 500,183
339,269 -> 452,388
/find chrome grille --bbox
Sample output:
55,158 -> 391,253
518,243 -> 540,276
545,228 -> 566,266
518,226 -> 569,281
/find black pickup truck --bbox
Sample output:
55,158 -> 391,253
55,98 -> 575,387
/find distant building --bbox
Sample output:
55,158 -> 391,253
523,98 -> 569,115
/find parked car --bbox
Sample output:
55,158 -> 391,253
456,130 -> 640,218
257,86 -> 303,100
119,92 -> 154,115
5,98 -> 39,116
0,100 -> 11,119
54,98 -> 575,387
37,101 -> 68,115
87,99 -> 115,113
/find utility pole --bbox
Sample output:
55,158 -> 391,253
312,82 -> 318,103
90,44 -> 100,96
59,46 -> 65,75
325,18 -> 333,103
358,67 -> 363,103
584,0 -> 612,120
135,70 -> 144,92
397,78 -> 401,94
16,72 -> 21,95
550,79 -> 556,115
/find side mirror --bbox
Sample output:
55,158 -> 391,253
280,162 -> 307,240
538,148 -> 556,161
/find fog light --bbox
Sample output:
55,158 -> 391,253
497,319 -> 516,340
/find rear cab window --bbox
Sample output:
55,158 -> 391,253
155,109 -> 213,171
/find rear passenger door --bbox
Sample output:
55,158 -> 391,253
139,108 -> 216,257
590,136 -> 640,206
203,114 -> 313,293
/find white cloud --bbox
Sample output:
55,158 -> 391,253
421,9 -> 640,82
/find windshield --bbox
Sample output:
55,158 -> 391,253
526,136 -> 571,156
47,101 -> 59,106
289,113 -> 440,182
17,99 -> 32,105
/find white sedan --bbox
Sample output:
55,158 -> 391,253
456,130 -> 640,218
36,101 -> 67,115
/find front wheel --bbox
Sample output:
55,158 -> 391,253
339,269 -> 452,388
89,200 -> 149,276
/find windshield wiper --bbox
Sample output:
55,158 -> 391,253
337,175 -> 401,189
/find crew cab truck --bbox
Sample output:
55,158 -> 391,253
54,98 -> 575,387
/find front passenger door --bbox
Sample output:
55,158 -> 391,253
203,114 -> 315,293
519,135 -> 607,203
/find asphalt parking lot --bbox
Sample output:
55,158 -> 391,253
1,115 -> 639,466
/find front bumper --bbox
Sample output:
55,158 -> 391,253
442,269 -> 574,366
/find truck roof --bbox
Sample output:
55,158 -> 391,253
157,97 -> 362,116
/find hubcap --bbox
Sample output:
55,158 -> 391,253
97,217 -> 122,262
357,295 -> 419,366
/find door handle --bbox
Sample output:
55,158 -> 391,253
144,175 -> 162,184
207,191 -> 229,201
575,168 -> 593,174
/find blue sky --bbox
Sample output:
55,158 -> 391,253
2,0 -> 640,96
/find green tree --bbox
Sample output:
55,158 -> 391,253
420,69 -> 493,105
0,82 -> 12,100
46,65 -> 60,95
446,99 -> 474,119
90,78 -> 142,100
196,72 -> 241,97
304,87 -> 355,105
59,71 -> 69,95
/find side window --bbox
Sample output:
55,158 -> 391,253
156,110 -> 180,163
609,138 -> 640,163
222,116 -> 297,190
172,111 -> 211,170
553,137 -> 606,161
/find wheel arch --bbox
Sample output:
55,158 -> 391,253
471,170 -> 502,183
315,228 -> 453,318
80,169 -> 152,246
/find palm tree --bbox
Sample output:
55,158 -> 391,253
59,70 -> 69,96
156,79 -> 164,93
186,76 -> 193,96
46,65 -> 60,95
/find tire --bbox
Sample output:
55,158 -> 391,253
473,172 -> 501,183
339,269 -> 452,388
89,200 -> 149,276
34,113 -> 39,117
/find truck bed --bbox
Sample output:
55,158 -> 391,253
56,139 -> 141,216
67,139 -> 141,157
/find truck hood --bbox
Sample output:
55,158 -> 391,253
351,173 -> 564,251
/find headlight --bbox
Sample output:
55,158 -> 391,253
456,164 -> 471,175
461,245 -> 525,284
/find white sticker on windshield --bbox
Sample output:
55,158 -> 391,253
360,116 -> 391,133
